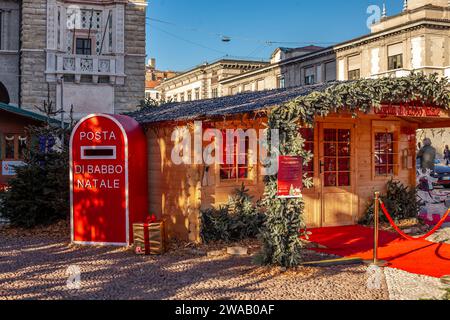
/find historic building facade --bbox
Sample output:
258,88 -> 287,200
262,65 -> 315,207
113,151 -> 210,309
145,58 -> 178,101
1,0 -> 147,120
156,0 -> 448,101
220,46 -> 336,95
0,0 -> 20,105
156,59 -> 269,102
335,0 -> 450,81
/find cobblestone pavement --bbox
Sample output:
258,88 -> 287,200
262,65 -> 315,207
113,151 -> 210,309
0,229 -> 390,300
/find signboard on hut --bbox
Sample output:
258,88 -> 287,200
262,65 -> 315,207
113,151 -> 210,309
277,156 -> 303,198
373,104 -> 444,118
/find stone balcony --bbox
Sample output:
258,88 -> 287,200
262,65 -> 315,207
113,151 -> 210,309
45,52 -> 125,85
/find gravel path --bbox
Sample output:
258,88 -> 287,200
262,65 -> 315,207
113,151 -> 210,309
0,227 -> 389,300
384,268 -> 447,300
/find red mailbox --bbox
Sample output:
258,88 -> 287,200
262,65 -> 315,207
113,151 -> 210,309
70,114 -> 148,246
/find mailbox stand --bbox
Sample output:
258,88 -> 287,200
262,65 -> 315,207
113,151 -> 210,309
70,114 -> 148,246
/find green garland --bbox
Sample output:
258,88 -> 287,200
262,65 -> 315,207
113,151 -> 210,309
258,73 -> 450,268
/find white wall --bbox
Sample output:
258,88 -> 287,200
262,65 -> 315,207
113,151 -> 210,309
57,83 -> 114,120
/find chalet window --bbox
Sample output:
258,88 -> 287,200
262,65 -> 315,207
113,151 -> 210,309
300,128 -> 315,187
0,134 -> 27,160
323,129 -> 351,187
18,136 -> 27,159
76,38 -> 92,55
5,134 -> 15,159
220,132 -> 251,181
374,131 -> 398,176
388,43 -> 403,70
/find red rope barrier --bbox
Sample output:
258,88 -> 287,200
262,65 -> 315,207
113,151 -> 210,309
380,201 -> 450,241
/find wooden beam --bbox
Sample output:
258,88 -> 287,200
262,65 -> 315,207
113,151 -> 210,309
300,257 -> 364,267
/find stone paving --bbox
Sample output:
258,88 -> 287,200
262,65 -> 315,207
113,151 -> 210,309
0,225 -> 446,300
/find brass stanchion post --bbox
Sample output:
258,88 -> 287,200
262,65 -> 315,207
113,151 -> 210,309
365,192 -> 387,267
373,192 -> 380,265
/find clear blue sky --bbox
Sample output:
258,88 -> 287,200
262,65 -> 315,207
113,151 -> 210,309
146,0 -> 403,71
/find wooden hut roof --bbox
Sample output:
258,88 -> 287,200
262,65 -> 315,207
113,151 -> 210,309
129,83 -> 335,125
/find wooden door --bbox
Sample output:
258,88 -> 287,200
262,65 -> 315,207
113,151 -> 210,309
319,123 -> 356,226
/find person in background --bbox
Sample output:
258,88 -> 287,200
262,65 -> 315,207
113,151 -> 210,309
444,145 -> 450,166
417,138 -> 437,172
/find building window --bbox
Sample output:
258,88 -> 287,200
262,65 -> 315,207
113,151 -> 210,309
180,93 -> 185,102
257,79 -> 265,91
388,43 -> 403,70
325,61 -> 336,82
305,75 -> 315,85
195,88 -> 200,100
220,132 -> 251,181
211,88 -> 218,98
348,69 -> 360,80
374,131 -> 398,176
347,55 -> 361,80
304,67 -> 315,85
278,77 -> 285,89
98,76 -> 110,84
76,38 -> 92,55
187,90 -> 192,101
300,128 -> 315,187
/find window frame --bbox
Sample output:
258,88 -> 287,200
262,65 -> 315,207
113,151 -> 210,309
348,69 -> 360,80
388,54 -> 403,71
217,130 -> 256,185
0,133 -> 27,161
277,76 -> 286,89
304,74 -> 315,85
76,37 -> 92,55
371,121 -> 400,179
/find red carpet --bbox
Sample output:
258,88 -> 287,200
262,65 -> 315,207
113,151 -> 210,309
308,225 -> 450,278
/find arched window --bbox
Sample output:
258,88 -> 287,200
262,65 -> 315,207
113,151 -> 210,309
0,82 -> 10,104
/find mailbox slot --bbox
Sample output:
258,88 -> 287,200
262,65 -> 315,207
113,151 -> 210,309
81,146 -> 117,160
